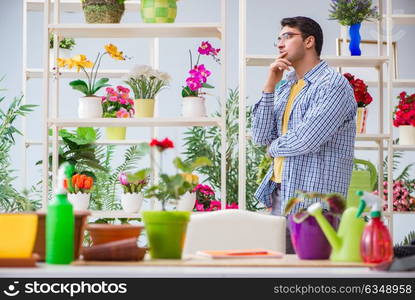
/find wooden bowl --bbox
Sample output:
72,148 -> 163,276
85,224 -> 143,246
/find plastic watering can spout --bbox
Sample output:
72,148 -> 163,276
307,203 -> 342,252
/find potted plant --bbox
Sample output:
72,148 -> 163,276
328,0 -> 380,56
181,41 -> 220,117
140,0 -> 178,23
57,43 -> 126,118
124,65 -> 171,118
101,85 -> 135,140
284,191 -> 345,259
81,0 -> 126,24
173,156 -> 212,211
343,73 -> 373,134
393,91 -> 415,145
119,169 -> 150,213
65,173 -> 94,211
49,35 -> 76,68
143,173 -> 193,259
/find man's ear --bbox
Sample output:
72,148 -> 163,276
305,36 -> 315,50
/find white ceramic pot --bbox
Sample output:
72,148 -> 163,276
176,192 -> 196,211
67,193 -> 90,211
78,96 -> 103,119
399,125 -> 415,145
121,193 -> 143,213
49,48 -> 71,69
182,96 -> 207,117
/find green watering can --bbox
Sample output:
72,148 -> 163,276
307,201 -> 366,262
347,159 -> 378,208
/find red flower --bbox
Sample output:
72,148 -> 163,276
393,91 -> 415,127
149,138 -> 174,152
343,73 -> 373,108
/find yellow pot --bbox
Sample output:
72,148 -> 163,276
134,99 -> 155,118
105,127 -> 126,140
0,213 -> 38,258
356,107 -> 368,134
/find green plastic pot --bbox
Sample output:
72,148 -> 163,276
142,210 -> 190,259
140,0 -> 177,23
347,158 -> 378,208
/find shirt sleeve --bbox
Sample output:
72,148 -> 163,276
268,79 -> 356,157
251,92 -> 279,146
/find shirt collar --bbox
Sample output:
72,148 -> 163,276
284,60 -> 328,86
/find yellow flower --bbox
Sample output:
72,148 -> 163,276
57,58 -> 66,68
71,54 -> 94,72
104,44 -> 125,60
181,173 -> 199,185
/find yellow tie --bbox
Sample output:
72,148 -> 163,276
271,79 -> 306,183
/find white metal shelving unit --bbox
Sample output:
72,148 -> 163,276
238,0 -> 415,238
23,0 -> 228,218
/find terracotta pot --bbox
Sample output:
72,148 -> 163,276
34,211 -> 90,261
85,224 -> 143,246
82,238 -> 147,261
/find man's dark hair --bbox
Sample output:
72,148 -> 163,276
281,16 -> 323,56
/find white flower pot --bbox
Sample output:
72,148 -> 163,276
78,96 -> 103,119
121,193 -> 143,213
182,96 -> 207,117
49,48 -> 71,69
67,193 -> 90,211
399,125 -> 415,145
176,192 -> 196,211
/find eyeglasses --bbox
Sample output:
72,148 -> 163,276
273,32 -> 302,47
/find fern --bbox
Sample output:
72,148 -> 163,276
182,88 -> 265,211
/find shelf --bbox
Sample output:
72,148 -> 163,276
26,68 -> 127,79
89,210 -> 141,219
391,14 -> 415,25
384,211 -> 415,216
393,145 -> 415,151
25,139 -> 147,146
48,117 -> 222,127
366,79 -> 415,88
49,23 -> 222,38
27,0 -> 140,13
246,55 -> 389,68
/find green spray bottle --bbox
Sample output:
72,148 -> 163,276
46,163 -> 75,264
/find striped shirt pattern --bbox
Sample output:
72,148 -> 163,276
251,60 -> 357,214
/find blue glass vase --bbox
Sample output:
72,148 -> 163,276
349,23 -> 362,56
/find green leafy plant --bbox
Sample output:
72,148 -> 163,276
256,155 -> 272,185
144,174 -> 193,211
182,88 -> 266,211
49,35 -> 76,50
0,78 -> 38,212
119,168 -> 151,193
396,230 -> 415,246
328,0 -> 380,26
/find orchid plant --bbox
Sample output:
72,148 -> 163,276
124,65 -> 171,99
119,169 -> 151,194
57,43 -> 126,97
181,41 -> 221,98
101,85 -> 135,118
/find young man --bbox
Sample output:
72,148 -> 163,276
251,17 -> 357,253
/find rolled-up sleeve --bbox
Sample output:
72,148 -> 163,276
251,92 -> 278,146
268,80 -> 356,157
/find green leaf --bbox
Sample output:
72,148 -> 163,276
76,127 -> 97,143
202,83 -> 214,89
69,80 -> 89,95
92,78 -> 110,95
190,156 -> 212,170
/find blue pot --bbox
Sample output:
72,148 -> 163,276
349,23 -> 362,56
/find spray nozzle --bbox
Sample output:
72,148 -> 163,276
356,190 -> 383,218
56,163 -> 75,195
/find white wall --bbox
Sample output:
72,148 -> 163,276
0,0 -> 414,243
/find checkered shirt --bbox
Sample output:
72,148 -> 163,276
251,60 -> 357,214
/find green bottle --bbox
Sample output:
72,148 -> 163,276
46,163 -> 75,264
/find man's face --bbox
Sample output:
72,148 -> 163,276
276,26 -> 306,63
